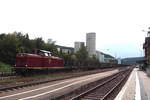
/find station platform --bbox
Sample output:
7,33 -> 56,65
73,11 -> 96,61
115,68 -> 150,100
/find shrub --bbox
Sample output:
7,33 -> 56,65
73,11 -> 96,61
0,62 -> 12,73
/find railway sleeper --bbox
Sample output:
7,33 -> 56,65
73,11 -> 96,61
54,68 -> 132,100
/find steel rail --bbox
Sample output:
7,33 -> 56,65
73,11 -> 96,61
0,72 -> 16,77
71,68 -> 132,100
0,68 -> 116,92
101,68 -> 132,100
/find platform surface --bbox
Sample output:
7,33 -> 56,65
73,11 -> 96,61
115,68 -> 150,100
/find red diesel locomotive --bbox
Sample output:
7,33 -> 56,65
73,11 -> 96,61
14,49 -> 64,75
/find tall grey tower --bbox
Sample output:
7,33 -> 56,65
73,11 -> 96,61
86,32 -> 96,57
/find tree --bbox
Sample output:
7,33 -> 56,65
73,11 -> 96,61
87,55 -> 100,67
44,38 -> 58,56
0,33 -> 20,64
47,39 -> 56,44
76,45 -> 89,66
0,32 -> 58,65
16,32 -> 32,53
34,37 -> 45,49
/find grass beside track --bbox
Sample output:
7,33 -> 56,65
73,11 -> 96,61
0,68 -> 115,86
0,62 -> 12,73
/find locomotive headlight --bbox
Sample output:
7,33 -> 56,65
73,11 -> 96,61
25,64 -> 28,67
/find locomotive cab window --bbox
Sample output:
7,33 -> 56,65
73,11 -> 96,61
45,53 -> 50,56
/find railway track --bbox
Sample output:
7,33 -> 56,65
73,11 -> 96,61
0,68 -> 118,92
70,68 -> 132,100
0,72 -> 16,77
0,67 -> 131,100
0,72 -> 18,80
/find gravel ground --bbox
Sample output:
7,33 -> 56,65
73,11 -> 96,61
0,68 -> 119,90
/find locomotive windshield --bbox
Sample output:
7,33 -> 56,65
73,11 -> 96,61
39,50 -> 51,56
33,49 -> 51,56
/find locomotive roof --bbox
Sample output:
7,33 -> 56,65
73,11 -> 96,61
17,53 -> 62,60
39,50 -> 51,54
17,53 -> 40,57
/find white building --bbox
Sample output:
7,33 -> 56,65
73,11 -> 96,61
86,32 -> 96,57
56,45 -> 74,54
74,42 -> 85,53
117,58 -> 121,64
96,51 -> 105,62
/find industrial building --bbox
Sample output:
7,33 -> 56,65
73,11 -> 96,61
74,42 -> 85,53
96,51 -> 105,62
56,45 -> 74,54
121,57 -> 145,65
143,34 -> 150,75
143,36 -> 150,64
57,32 -> 116,64
96,50 -> 117,63
86,32 -> 96,57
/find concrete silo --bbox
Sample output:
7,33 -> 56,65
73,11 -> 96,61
86,32 -> 96,57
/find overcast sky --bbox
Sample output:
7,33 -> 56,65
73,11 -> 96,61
0,0 -> 150,58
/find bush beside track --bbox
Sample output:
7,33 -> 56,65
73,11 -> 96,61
0,62 -> 12,72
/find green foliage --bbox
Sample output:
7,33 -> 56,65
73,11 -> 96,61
76,45 -> 89,66
0,62 -> 12,72
57,45 -> 101,67
0,32 -> 58,65
45,41 -> 58,56
0,33 -> 20,64
57,51 -> 74,66
0,32 -> 103,68
86,55 -> 100,66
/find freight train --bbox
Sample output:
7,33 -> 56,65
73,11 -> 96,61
14,49 -> 127,75
14,49 -> 64,75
